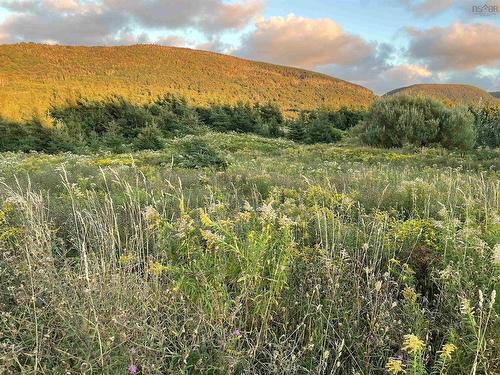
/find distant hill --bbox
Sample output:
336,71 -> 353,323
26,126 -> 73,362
384,84 -> 499,106
490,91 -> 500,99
0,43 -> 376,121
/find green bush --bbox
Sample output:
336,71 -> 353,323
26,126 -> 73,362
287,119 -> 307,143
361,95 -> 476,150
469,105 -> 500,148
134,122 -> 164,151
174,137 -> 227,170
439,106 -> 476,150
306,117 -> 344,144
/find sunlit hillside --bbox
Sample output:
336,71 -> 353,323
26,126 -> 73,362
0,43 -> 377,121
385,84 -> 499,106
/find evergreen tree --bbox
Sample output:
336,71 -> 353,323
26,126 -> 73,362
288,119 -> 306,143
134,122 -> 164,151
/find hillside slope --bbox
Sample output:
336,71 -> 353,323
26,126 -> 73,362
490,91 -> 500,99
384,84 -> 498,106
0,43 -> 376,121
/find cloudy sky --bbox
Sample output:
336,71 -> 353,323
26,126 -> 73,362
0,0 -> 499,94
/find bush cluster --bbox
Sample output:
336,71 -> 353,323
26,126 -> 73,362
1,95 -> 361,153
468,105 -> 500,148
361,95 -> 477,150
286,108 -> 360,144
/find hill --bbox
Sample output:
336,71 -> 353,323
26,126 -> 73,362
384,84 -> 499,106
490,91 -> 500,99
0,43 -> 376,121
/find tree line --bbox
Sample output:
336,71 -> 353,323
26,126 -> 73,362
0,93 -> 498,153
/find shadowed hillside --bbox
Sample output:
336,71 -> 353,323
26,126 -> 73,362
490,91 -> 500,99
384,84 -> 498,106
0,43 -> 376,121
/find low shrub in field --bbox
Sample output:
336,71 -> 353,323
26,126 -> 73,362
174,137 -> 227,170
361,95 -> 477,150
287,111 -> 348,144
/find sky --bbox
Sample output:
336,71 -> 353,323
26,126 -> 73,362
0,0 -> 499,94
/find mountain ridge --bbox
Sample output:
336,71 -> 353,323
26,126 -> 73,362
0,43 -> 377,121
384,83 -> 498,106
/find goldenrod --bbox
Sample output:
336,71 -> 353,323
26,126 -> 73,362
385,358 -> 405,374
402,334 -> 425,354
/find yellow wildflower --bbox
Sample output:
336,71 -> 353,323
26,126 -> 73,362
402,287 -> 417,303
148,261 -> 167,276
385,358 -> 405,374
402,334 -> 425,354
119,252 -> 135,265
199,208 -> 213,227
438,343 -> 457,361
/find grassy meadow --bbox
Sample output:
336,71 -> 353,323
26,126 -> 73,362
0,132 -> 498,374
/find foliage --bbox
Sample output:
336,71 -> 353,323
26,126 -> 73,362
469,105 -> 500,148
439,106 -> 476,150
174,136 -> 227,170
385,83 -> 499,106
361,95 -> 477,150
0,132 -> 498,374
0,43 -> 376,122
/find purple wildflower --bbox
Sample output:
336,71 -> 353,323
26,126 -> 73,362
233,328 -> 241,337
128,364 -> 138,374
129,347 -> 137,355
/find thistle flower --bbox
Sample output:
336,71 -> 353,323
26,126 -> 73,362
233,328 -> 241,337
385,358 -> 405,374
402,334 -> 425,354
128,364 -> 138,374
438,343 -> 457,361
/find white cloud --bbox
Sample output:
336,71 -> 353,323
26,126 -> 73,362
235,14 -> 373,68
407,22 -> 500,70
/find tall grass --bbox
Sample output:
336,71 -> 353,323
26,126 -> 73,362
0,134 -> 498,374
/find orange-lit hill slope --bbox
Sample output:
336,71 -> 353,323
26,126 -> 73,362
0,43 -> 377,121
384,84 -> 498,106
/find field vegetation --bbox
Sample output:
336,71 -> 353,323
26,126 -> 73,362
0,131 -> 498,374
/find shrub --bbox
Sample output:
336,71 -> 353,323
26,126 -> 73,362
175,137 -> 227,170
134,122 -> 164,151
469,105 -> 500,148
287,119 -> 307,143
361,95 -> 477,150
306,117 -> 344,144
439,106 -> 476,150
